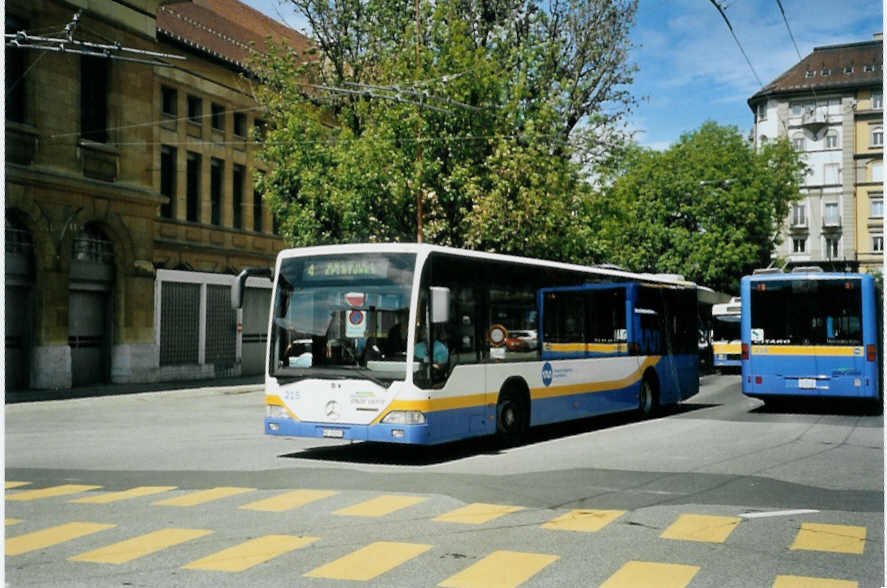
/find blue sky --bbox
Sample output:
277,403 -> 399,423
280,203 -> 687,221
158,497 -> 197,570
242,0 -> 883,150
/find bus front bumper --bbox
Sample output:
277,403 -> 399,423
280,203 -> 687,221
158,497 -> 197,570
265,418 -> 431,444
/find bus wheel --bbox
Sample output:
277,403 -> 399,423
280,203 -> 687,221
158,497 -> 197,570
639,374 -> 658,418
496,390 -> 526,447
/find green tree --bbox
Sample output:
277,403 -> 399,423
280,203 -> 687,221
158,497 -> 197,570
251,0 -> 638,259
599,122 -> 806,293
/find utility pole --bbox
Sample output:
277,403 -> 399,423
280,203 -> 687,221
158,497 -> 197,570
415,0 -> 423,243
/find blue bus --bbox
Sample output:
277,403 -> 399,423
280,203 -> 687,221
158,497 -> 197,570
740,269 -> 882,409
234,244 -> 703,446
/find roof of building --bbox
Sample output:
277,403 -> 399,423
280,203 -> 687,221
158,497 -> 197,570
749,37 -> 882,106
157,0 -> 311,69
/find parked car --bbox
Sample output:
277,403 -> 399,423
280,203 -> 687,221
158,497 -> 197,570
505,329 -> 538,352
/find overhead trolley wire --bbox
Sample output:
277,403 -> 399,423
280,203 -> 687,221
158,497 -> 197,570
708,0 -> 763,87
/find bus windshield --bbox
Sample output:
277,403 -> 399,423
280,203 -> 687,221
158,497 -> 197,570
712,314 -> 740,342
749,277 -> 863,345
270,252 -> 417,384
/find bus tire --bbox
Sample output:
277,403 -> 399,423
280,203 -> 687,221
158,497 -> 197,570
496,384 -> 529,447
639,372 -> 658,418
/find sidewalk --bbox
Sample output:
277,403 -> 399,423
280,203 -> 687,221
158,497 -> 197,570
4,375 -> 264,404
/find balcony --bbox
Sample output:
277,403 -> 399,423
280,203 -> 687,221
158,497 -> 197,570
800,110 -> 831,134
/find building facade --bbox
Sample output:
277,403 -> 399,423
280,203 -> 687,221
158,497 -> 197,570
5,0 -> 308,392
748,35 -> 883,273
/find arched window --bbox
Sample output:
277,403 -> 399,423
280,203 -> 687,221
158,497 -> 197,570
870,126 -> 883,147
73,224 -> 114,264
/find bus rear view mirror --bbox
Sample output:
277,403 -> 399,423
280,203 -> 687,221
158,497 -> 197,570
431,287 -> 450,323
232,267 -> 273,309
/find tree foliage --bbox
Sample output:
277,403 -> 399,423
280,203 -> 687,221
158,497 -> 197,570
598,122 -> 806,293
251,0 -> 639,257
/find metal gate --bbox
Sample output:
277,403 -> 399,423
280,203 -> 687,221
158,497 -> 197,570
5,285 -> 31,389
241,287 -> 271,375
6,218 -> 34,390
69,225 -> 114,387
206,284 -> 236,376
68,289 -> 109,386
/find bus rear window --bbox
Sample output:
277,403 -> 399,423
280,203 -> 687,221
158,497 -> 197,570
749,279 -> 863,345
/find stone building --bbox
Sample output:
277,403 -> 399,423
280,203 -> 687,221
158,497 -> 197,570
747,34 -> 883,272
5,0 -> 309,392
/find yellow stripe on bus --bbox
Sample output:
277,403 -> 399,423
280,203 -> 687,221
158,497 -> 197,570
532,357 -> 659,400
751,345 -> 862,357
265,395 -> 301,420
374,357 -> 660,424
712,343 -> 740,354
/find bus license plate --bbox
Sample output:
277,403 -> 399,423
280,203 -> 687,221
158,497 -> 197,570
322,428 -> 344,438
798,378 -> 816,389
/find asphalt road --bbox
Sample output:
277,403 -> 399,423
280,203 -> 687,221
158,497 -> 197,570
5,375 -> 884,587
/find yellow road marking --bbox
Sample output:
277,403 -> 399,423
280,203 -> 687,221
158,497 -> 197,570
239,489 -> 338,512
304,541 -> 432,581
790,523 -> 866,554
660,514 -> 741,543
599,561 -> 700,588
6,519 -> 23,526
70,528 -> 212,564
438,550 -> 559,588
334,495 -> 427,517
541,509 -> 625,532
6,522 -> 115,556
183,535 -> 319,572
772,575 -> 858,588
153,487 -> 255,507
70,486 -> 178,504
433,503 -> 525,525
5,481 -> 31,489
6,484 -> 102,502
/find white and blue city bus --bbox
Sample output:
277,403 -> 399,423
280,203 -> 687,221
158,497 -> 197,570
740,268 -> 882,409
234,244 -> 702,445
711,297 -> 741,371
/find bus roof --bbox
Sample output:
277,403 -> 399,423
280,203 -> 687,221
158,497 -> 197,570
743,271 -> 871,282
276,243 -> 701,288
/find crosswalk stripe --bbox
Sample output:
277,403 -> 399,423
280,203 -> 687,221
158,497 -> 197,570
5,481 -> 31,489
6,522 -> 116,556
438,550 -> 559,588
599,561 -> 700,588
541,509 -> 625,532
239,489 -> 337,512
6,519 -> 23,526
70,486 -> 178,504
660,514 -> 741,543
334,495 -> 427,517
183,535 -> 319,572
304,541 -> 433,581
433,503 -> 525,525
69,528 -> 213,564
153,487 -> 255,507
772,575 -> 858,588
789,523 -> 866,554
6,484 -> 102,502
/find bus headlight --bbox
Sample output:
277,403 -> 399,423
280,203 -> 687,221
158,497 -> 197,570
381,410 -> 426,425
266,405 -> 290,419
